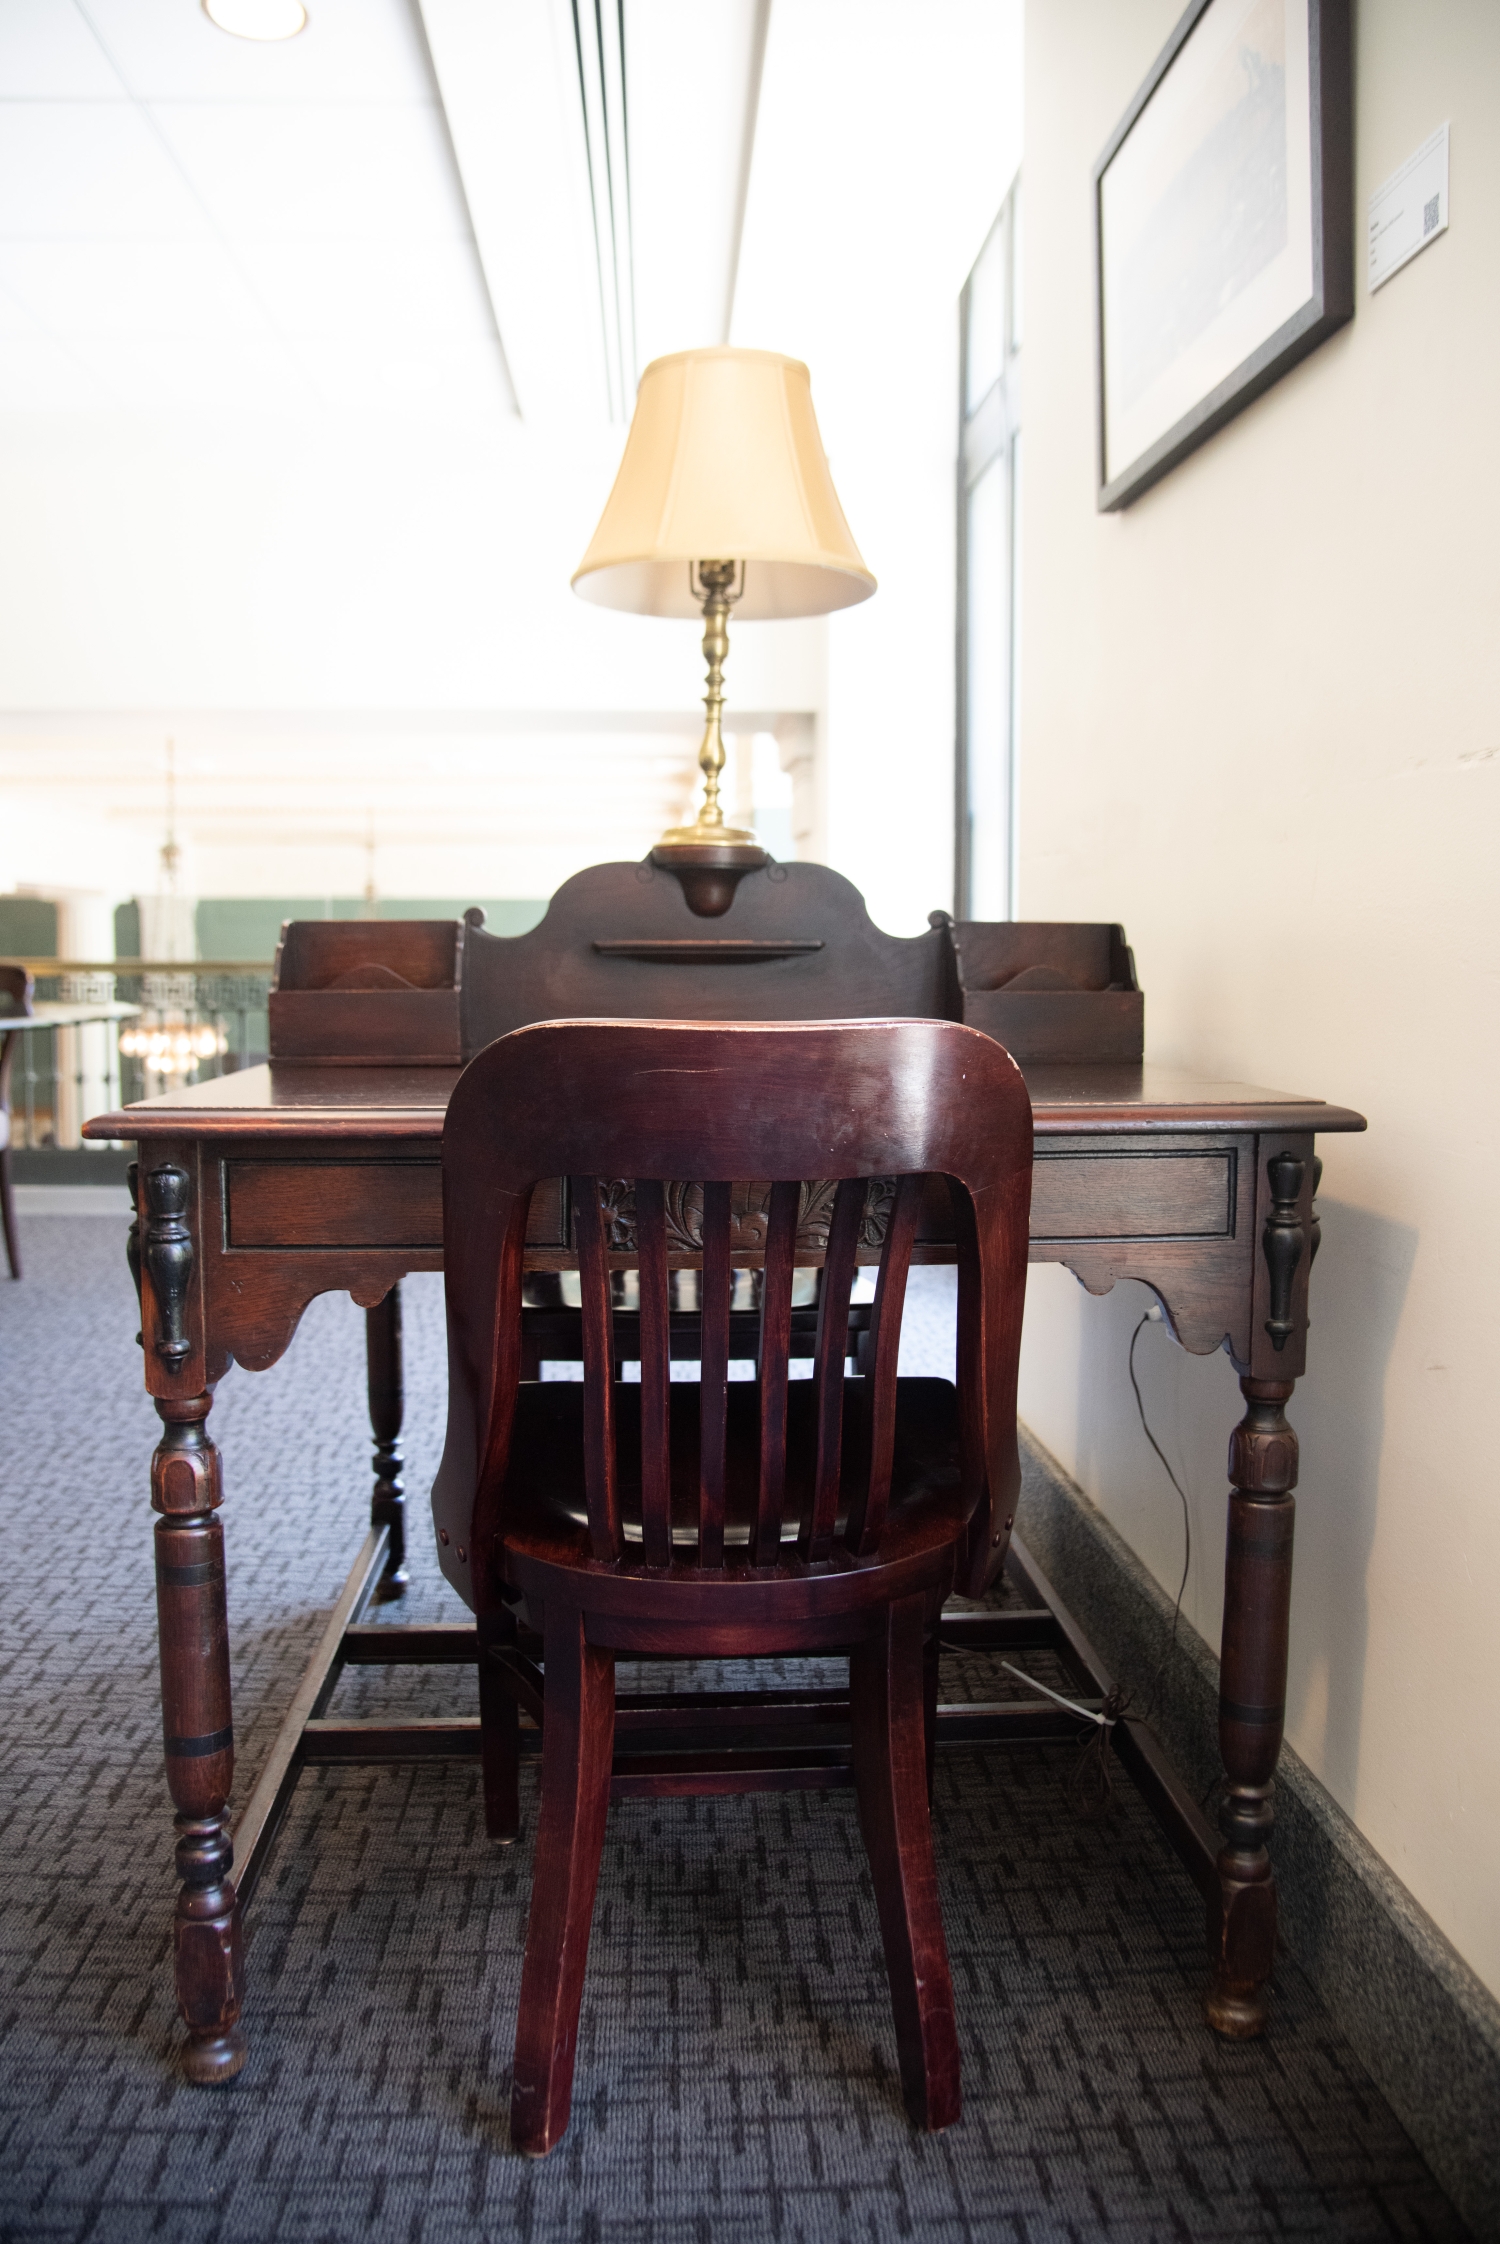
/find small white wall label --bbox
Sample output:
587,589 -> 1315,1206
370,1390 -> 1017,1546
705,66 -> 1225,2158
1368,124 -> 1450,292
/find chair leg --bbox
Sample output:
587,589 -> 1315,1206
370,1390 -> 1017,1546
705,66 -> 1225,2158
478,1649 -> 522,1844
510,1604 -> 615,2158
923,1623 -> 939,1807
0,1143 -> 19,1280
851,1592 -> 961,2132
479,1604 -> 534,1844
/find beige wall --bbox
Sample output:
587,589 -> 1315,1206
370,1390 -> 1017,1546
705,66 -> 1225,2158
1017,1 -> 1500,1995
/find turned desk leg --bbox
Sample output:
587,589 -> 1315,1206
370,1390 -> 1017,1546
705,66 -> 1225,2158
1207,1374 -> 1297,2037
152,1389 -> 246,2082
366,1285 -> 407,1601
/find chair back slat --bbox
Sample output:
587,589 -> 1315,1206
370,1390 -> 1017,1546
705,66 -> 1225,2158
572,1175 -> 621,1561
696,1179 -> 732,1565
634,1178 -> 673,1565
753,1179 -> 801,1565
801,1177 -> 866,1560
845,1171 -> 925,1555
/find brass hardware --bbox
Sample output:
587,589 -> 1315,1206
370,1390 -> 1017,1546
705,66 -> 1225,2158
654,560 -> 763,859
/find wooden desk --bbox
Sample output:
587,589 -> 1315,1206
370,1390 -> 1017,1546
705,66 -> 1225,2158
89,1051 -> 1364,2076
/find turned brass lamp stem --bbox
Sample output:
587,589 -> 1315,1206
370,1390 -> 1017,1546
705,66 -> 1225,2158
656,559 -> 760,853
695,561 -> 736,830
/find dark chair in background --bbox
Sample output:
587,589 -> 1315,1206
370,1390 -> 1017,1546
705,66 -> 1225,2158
0,965 -> 34,1279
431,1016 -> 1033,2155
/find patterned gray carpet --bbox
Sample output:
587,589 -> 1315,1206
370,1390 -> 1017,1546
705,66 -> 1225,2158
0,1211 -> 1465,2242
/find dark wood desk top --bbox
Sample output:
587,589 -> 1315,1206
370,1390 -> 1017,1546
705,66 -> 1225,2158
87,1057 -> 1367,1144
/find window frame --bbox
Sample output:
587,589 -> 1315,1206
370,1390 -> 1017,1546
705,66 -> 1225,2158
954,181 -> 1022,922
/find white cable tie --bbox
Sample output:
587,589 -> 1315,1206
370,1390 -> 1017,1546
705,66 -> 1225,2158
1001,1660 -> 1114,1729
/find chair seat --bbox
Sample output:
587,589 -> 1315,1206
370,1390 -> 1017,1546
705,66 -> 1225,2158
498,1375 -> 972,1627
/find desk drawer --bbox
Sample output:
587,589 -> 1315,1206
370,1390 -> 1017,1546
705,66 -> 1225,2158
224,1162 -> 566,1251
1030,1148 -> 1235,1241
222,1152 -> 1235,1256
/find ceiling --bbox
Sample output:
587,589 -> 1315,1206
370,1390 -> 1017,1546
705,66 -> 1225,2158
0,0 -> 776,424
0,0 -> 514,416
420,0 -> 771,421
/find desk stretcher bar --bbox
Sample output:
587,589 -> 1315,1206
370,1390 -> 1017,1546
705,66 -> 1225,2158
229,1528 -> 1219,1909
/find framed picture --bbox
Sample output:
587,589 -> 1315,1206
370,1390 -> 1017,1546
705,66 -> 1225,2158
1093,0 -> 1352,511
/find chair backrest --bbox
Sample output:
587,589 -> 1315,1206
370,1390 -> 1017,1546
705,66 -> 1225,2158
0,966 -> 33,1019
0,967 -> 32,1108
432,1017 -> 1033,1600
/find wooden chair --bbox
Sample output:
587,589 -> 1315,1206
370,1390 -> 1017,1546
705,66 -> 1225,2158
0,965 -> 33,1280
431,1017 -> 1033,2156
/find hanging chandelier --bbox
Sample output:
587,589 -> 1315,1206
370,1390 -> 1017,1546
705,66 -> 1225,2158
120,1017 -> 228,1078
119,739 -> 226,1082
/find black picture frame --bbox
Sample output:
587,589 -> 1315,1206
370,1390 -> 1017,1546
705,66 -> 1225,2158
1093,0 -> 1352,512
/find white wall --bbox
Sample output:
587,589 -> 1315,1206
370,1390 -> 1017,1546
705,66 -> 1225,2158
0,407 -> 826,912
731,0 -> 1023,935
0,408 -> 825,714
1017,1 -> 1500,1995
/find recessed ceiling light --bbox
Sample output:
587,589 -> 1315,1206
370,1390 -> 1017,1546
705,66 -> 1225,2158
202,0 -> 308,40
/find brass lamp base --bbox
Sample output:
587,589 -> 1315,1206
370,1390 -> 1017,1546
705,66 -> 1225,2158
651,836 -> 767,918
658,559 -> 769,894
654,817 -> 761,851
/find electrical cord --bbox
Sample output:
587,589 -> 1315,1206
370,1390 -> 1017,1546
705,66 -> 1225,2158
943,1304 -> 1195,1820
1129,1307 -> 1192,1727
1067,1309 -> 1194,1814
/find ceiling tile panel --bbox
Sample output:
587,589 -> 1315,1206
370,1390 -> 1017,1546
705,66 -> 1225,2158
0,331 -> 96,409
80,0 -> 438,104
0,0 -> 120,99
233,236 -> 494,339
0,2 -> 512,416
0,103 -> 209,241
0,271 -> 54,338
0,239 -> 266,339
298,333 -> 511,413
152,102 -> 470,245
67,328 -> 309,411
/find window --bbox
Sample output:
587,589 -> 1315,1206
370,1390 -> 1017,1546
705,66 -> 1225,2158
956,184 -> 1021,920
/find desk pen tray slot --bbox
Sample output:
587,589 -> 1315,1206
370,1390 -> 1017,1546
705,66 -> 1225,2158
269,919 -> 465,1065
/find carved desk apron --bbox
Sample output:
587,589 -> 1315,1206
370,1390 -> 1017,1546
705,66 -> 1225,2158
89,1056 -> 1364,2083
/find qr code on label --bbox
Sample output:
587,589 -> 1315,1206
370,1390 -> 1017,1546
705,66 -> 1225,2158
1423,193 -> 1440,235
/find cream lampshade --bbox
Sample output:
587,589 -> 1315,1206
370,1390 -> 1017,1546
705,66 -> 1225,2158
573,347 -> 875,865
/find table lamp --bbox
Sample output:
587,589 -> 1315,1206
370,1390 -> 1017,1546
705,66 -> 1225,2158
572,347 -> 875,889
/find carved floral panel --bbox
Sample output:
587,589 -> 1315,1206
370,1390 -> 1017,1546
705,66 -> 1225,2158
587,1177 -> 897,1260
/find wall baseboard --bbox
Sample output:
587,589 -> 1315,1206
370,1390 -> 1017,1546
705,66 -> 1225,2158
13,1150 -> 132,1186
13,1183 -> 134,1214
1017,1427 -> 1500,2241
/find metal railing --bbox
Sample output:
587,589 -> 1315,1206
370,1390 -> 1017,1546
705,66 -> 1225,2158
1,960 -> 273,1155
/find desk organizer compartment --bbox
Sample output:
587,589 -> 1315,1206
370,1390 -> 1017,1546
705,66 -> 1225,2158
269,919 -> 466,1064
951,921 -> 1143,1062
